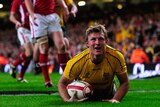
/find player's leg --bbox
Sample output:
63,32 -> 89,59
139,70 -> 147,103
9,28 -> 33,79
52,31 -> 69,71
57,24 -> 72,74
17,60 -> 30,83
9,51 -> 25,78
37,36 -> 52,87
64,37 -> 70,51
30,19 -> 41,75
17,41 -> 33,82
29,13 -> 52,87
17,28 -> 33,82
32,42 -> 41,75
62,24 -> 70,51
48,13 -> 69,71
64,37 -> 72,60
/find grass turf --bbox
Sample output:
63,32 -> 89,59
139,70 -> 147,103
0,72 -> 160,107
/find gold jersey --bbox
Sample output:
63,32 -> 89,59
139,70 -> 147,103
54,0 -> 73,26
64,45 -> 127,99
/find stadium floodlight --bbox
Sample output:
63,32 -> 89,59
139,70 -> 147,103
0,4 -> 3,9
78,1 -> 86,6
117,4 -> 123,10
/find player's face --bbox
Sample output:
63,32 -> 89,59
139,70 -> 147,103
86,32 -> 106,56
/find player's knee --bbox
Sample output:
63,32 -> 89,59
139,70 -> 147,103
64,37 -> 69,50
26,53 -> 33,58
40,44 -> 48,53
37,36 -> 49,54
26,49 -> 33,57
25,52 -> 32,61
27,55 -> 33,61
58,43 -> 66,52
33,54 -> 39,62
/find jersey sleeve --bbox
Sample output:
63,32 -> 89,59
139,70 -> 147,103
11,0 -> 20,12
63,48 -> 90,80
63,59 -> 81,80
114,51 -> 127,75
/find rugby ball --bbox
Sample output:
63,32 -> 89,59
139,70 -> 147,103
67,81 -> 93,99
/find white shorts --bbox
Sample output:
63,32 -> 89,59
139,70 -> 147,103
17,27 -> 32,46
29,13 -> 62,38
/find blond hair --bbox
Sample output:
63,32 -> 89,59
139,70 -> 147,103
85,24 -> 108,41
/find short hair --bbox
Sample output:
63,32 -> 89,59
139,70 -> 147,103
85,24 -> 108,41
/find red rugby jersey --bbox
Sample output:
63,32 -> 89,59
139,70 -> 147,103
32,0 -> 55,15
11,0 -> 30,30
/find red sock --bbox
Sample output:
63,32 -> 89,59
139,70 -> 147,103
39,53 -> 50,83
57,53 -> 69,71
13,52 -> 26,67
18,59 -> 30,79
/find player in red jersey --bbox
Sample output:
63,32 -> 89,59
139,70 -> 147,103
9,0 -> 33,82
32,0 -> 78,75
25,0 -> 69,87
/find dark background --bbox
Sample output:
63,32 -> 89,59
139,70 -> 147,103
0,0 -> 160,29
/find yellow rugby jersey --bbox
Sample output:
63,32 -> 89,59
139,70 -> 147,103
54,0 -> 73,26
64,45 -> 127,97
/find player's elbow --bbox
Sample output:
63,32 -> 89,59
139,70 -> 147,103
9,14 -> 13,22
120,80 -> 130,93
9,13 -> 16,23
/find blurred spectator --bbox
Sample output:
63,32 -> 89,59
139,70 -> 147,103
130,45 -> 150,64
0,52 -> 9,72
153,52 -> 160,63
0,2 -> 160,66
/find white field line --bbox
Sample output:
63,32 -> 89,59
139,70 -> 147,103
1,90 -> 160,96
0,92 -> 59,96
129,90 -> 160,93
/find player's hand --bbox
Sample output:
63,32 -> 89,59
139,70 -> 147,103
63,7 -> 69,22
67,91 -> 78,102
67,91 -> 88,102
15,21 -> 22,29
31,14 -> 38,26
70,3 -> 78,18
102,99 -> 120,103
70,11 -> 76,18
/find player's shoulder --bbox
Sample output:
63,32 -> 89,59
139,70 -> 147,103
68,48 -> 90,64
13,0 -> 22,3
105,45 -> 124,59
12,0 -> 22,5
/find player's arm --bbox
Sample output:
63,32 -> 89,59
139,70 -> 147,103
103,50 -> 129,103
58,75 -> 72,102
111,51 -> 130,102
112,72 -> 129,101
9,11 -> 21,29
55,0 -> 69,22
103,72 -> 129,103
10,0 -> 21,29
25,0 -> 34,17
58,75 -> 88,102
25,0 -> 38,26
69,2 -> 78,18
9,11 -> 18,24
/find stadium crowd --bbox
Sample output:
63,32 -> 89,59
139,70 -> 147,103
0,2 -> 160,72
67,10 -> 160,64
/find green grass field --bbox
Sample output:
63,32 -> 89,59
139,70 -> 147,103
0,71 -> 160,107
